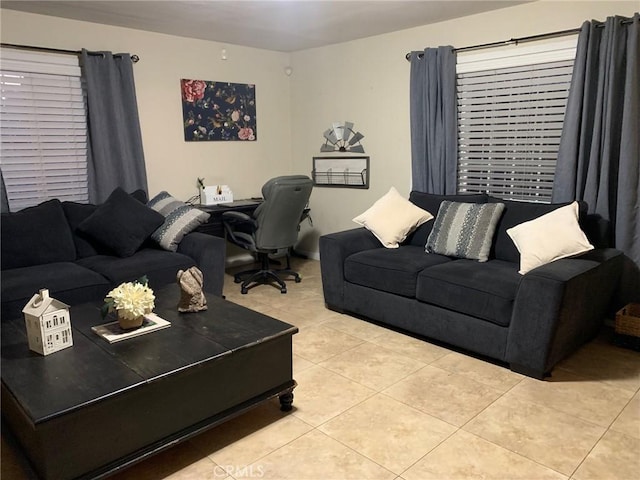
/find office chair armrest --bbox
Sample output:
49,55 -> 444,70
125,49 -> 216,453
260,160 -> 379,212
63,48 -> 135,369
222,210 -> 258,250
222,210 -> 258,229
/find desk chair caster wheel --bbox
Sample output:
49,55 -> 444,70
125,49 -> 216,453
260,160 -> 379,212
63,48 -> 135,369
294,276 -> 301,283
241,287 -> 248,294
281,287 -> 287,294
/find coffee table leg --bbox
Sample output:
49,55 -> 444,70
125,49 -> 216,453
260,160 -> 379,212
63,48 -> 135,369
279,391 -> 294,411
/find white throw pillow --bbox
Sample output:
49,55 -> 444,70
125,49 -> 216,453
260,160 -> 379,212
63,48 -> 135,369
353,187 -> 433,248
507,202 -> 594,274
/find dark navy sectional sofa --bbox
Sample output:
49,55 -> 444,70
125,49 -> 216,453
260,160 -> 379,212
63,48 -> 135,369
1,189 -> 225,320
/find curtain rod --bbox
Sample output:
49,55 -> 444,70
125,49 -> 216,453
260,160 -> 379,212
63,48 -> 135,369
0,43 -> 140,62
405,27 -> 580,61
406,16 -> 638,61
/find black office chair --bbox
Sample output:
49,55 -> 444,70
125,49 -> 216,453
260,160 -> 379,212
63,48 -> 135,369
222,175 -> 313,294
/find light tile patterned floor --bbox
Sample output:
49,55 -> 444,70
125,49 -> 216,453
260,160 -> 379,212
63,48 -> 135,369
2,258 -> 639,480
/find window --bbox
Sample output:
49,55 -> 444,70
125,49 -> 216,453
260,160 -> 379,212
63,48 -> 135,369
0,48 -> 88,211
456,40 -> 577,202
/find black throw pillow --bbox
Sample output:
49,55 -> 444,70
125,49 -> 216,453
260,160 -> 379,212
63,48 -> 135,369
62,190 -> 148,258
1,199 -> 77,270
78,187 -> 164,258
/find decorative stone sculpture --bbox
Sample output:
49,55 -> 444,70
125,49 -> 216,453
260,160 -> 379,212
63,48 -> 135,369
177,266 -> 207,313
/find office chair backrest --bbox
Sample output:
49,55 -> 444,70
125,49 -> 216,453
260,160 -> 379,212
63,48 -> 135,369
253,175 -> 313,250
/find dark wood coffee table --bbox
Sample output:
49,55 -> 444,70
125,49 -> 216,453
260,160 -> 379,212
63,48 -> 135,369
1,285 -> 297,480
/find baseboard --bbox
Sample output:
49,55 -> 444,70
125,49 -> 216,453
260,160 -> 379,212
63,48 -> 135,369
225,249 -> 319,268
293,249 -> 320,261
224,252 -> 255,268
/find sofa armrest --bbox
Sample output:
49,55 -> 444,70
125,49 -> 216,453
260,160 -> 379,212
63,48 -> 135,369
177,232 -> 226,296
319,228 -> 382,311
506,248 -> 623,378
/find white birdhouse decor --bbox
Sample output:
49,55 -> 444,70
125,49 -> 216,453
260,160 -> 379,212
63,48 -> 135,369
23,289 -> 73,355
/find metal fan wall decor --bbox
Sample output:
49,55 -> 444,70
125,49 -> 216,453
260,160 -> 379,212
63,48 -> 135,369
320,121 -> 365,153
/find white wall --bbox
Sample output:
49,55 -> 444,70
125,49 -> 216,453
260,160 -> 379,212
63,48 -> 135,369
0,9 -> 293,201
289,0 -> 638,256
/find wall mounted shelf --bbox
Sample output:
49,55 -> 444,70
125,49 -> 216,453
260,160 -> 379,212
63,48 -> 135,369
312,156 -> 369,189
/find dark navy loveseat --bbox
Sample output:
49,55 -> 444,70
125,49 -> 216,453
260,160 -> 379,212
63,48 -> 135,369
1,190 -> 225,320
319,191 -> 623,379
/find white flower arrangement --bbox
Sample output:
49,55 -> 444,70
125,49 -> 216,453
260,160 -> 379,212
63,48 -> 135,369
102,276 -> 155,321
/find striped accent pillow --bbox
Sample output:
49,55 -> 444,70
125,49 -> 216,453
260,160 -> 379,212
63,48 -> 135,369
148,191 -> 210,252
426,201 -> 504,262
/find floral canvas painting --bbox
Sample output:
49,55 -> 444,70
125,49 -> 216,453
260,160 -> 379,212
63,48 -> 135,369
181,79 -> 256,141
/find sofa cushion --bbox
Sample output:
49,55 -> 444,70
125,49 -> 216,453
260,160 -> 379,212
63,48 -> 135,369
147,190 -> 186,216
1,199 -> 77,270
129,189 -> 149,204
353,187 -> 433,248
1,262 -> 110,320
406,192 -> 488,247
77,248 -> 196,289
78,188 -> 164,258
487,197 -> 582,263
63,190 -> 150,258
507,202 -> 594,274
426,201 -> 505,262
345,246 -> 451,297
147,191 -> 210,252
416,259 -> 522,326
63,202 -> 108,258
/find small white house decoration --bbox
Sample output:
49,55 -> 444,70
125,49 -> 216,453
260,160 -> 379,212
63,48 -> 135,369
23,289 -> 73,355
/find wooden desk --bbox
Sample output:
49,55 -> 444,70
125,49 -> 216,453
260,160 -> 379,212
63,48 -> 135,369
196,199 -> 262,237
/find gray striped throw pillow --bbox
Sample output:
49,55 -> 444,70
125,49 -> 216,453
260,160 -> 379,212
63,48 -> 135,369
426,201 -> 505,262
148,191 -> 210,252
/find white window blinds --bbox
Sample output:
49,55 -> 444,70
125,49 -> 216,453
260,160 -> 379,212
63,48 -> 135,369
1,49 -> 88,211
456,41 -> 576,202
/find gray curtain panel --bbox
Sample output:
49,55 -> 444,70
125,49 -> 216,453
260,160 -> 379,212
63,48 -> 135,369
409,46 -> 457,195
0,168 -> 9,213
81,49 -> 149,203
552,14 -> 639,280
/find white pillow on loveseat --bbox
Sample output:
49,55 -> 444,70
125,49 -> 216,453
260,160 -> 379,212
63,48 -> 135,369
353,187 -> 433,248
507,201 -> 594,274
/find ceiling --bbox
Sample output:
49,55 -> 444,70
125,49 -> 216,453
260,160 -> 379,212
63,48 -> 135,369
1,1 -> 533,52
